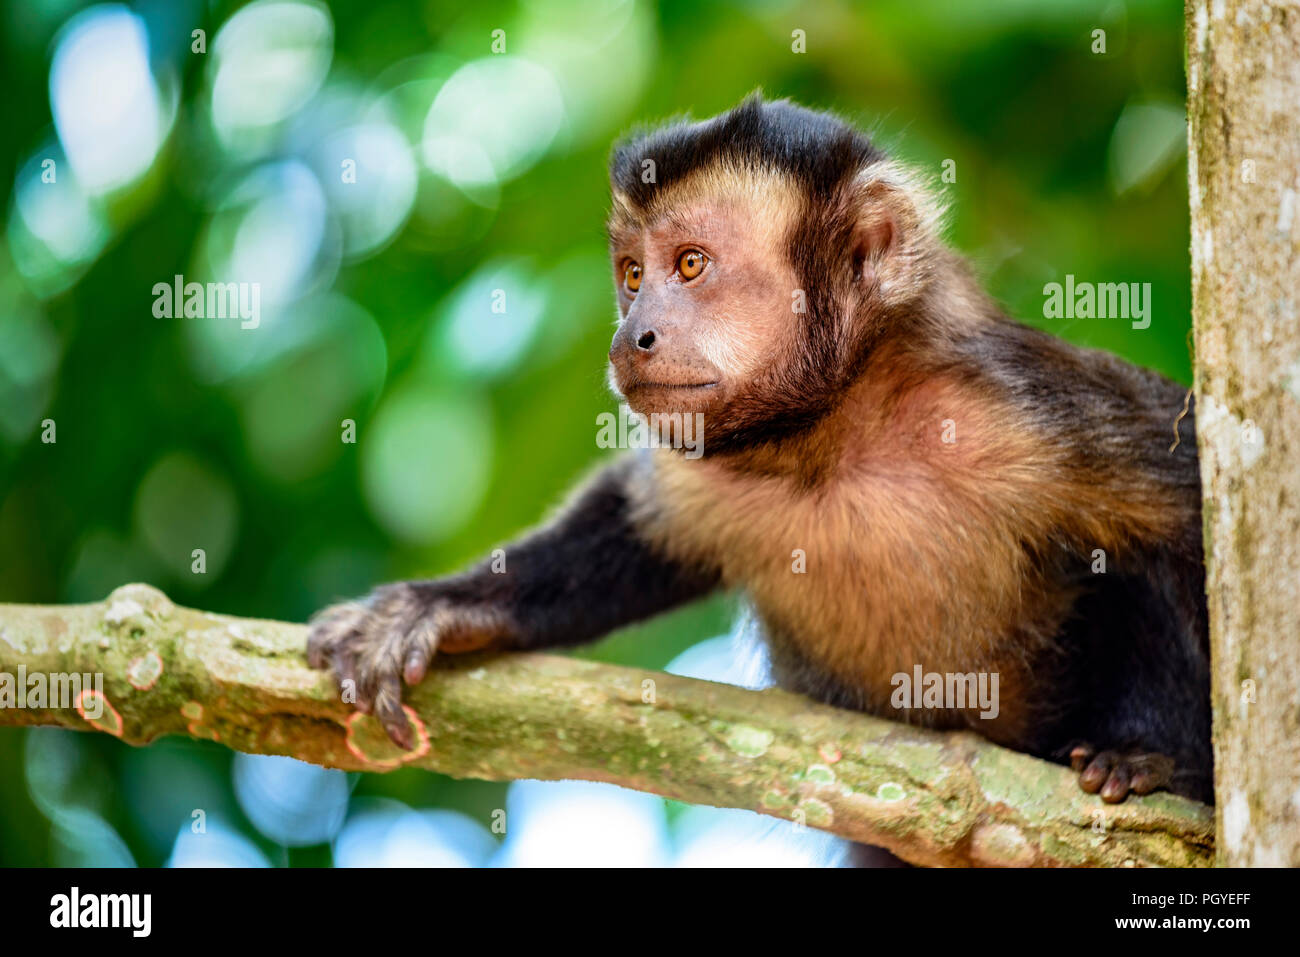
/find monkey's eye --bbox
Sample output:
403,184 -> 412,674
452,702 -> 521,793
677,249 -> 708,280
623,261 -> 642,294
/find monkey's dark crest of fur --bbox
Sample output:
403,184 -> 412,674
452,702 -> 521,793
309,94 -> 1213,821
609,94 -> 885,208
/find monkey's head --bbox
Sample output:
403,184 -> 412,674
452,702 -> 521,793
606,94 -> 947,455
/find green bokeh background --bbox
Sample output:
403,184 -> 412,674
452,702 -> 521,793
0,0 -> 1191,865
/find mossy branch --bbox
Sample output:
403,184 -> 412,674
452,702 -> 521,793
0,583 -> 1212,867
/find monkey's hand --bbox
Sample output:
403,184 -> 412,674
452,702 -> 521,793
307,580 -> 511,749
1068,744 -> 1176,804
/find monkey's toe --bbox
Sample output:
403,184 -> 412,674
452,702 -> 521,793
1070,744 -> 1175,803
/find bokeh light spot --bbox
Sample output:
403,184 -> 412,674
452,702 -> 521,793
334,799 -> 497,867
50,5 -> 167,194
232,753 -> 349,847
133,452 -> 239,582
421,57 -> 563,190
319,121 -> 418,258
210,0 -> 333,146
361,386 -> 492,544
430,259 -> 550,380
1109,99 -> 1186,196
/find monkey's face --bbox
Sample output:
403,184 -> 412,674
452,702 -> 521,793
606,185 -> 801,430
605,144 -> 933,456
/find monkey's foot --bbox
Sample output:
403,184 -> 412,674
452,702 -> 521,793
1069,744 -> 1175,803
306,582 -> 506,749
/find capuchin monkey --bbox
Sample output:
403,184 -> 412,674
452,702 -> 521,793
308,95 -> 1212,813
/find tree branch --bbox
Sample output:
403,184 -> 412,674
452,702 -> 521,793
0,584 -> 1212,867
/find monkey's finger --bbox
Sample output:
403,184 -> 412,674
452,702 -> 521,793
1100,765 -> 1132,803
404,650 -> 429,686
1128,754 -> 1174,795
403,624 -> 438,685
333,648 -> 362,710
306,603 -> 366,666
306,635 -> 328,670
1129,770 -> 1159,795
352,663 -> 377,715
1069,744 -> 1096,773
374,675 -> 415,750
1079,752 -> 1118,794
306,623 -> 346,670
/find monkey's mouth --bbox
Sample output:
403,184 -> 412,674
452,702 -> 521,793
616,379 -> 721,418
623,380 -> 719,393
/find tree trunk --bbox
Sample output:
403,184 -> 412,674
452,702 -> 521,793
1187,0 -> 1300,866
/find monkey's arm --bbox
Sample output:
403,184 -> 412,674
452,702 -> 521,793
307,455 -> 720,746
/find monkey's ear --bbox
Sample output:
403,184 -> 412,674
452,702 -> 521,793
848,173 -> 929,292
851,202 -> 896,286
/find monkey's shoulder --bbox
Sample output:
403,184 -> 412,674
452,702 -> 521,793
949,319 -> 1196,443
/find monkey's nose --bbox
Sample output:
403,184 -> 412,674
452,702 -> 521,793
636,330 -> 656,351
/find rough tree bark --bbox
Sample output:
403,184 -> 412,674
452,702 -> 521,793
1187,0 -> 1300,866
0,584 -> 1212,867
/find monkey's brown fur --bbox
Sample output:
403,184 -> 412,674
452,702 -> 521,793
308,95 -> 1210,812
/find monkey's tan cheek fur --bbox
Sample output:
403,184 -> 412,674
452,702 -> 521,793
695,310 -> 773,382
